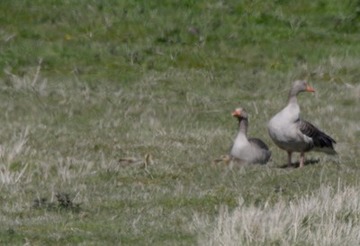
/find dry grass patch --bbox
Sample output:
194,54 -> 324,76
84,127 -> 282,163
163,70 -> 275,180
195,184 -> 360,245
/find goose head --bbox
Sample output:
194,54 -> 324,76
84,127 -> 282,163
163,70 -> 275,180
232,108 -> 248,120
290,80 -> 315,97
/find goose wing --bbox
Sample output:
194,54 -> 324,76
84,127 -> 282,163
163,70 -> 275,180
298,119 -> 337,154
249,138 -> 270,150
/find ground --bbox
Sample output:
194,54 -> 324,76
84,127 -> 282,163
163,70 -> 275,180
0,0 -> 359,245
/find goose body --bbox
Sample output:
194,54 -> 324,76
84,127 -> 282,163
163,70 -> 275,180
268,80 -> 336,167
230,108 -> 271,164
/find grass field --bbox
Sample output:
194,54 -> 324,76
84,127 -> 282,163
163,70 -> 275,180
0,0 -> 360,245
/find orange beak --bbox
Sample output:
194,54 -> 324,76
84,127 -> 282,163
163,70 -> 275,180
306,84 -> 315,92
232,109 -> 241,117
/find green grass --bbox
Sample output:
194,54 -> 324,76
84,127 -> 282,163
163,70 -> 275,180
0,0 -> 360,245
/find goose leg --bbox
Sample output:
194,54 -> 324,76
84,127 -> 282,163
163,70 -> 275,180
299,152 -> 305,168
287,151 -> 292,167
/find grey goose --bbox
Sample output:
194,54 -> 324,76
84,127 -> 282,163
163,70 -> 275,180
268,80 -> 336,168
230,108 -> 271,165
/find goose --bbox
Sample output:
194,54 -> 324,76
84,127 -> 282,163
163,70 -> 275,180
230,108 -> 271,164
268,80 -> 336,168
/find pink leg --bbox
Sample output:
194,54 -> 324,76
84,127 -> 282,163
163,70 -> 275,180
287,151 -> 292,167
299,152 -> 305,168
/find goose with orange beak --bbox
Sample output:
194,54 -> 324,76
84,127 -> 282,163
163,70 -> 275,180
268,80 -> 336,168
230,107 -> 271,165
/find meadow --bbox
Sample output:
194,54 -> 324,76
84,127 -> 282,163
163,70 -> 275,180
0,0 -> 360,245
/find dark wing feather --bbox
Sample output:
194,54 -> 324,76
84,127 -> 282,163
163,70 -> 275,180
249,138 -> 269,150
299,120 -> 336,149
248,138 -> 271,164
